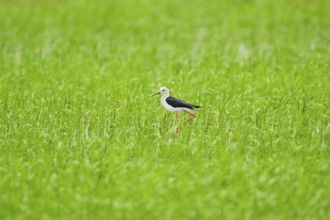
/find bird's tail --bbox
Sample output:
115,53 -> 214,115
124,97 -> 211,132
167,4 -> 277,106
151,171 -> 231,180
193,105 -> 201,108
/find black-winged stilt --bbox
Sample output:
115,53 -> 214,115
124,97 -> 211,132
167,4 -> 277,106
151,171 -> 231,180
151,87 -> 201,133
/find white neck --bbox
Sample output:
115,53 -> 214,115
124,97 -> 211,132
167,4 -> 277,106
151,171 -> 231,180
162,92 -> 169,97
161,93 -> 169,102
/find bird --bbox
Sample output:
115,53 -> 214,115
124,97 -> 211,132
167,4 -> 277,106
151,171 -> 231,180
151,87 -> 201,133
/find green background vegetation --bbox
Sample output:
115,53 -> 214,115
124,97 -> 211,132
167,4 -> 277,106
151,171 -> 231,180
0,0 -> 329,219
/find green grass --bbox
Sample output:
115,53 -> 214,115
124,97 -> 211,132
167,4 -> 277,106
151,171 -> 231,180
0,0 -> 329,219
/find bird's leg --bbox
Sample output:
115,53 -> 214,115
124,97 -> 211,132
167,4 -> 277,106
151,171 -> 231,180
182,110 -> 196,124
175,113 -> 179,134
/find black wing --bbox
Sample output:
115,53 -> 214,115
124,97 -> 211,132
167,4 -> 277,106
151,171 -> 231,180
166,96 -> 200,109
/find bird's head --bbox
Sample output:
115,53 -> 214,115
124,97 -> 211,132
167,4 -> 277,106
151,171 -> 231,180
151,87 -> 169,97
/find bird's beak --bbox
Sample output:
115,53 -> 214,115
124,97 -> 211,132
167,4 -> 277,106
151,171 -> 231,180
150,92 -> 161,97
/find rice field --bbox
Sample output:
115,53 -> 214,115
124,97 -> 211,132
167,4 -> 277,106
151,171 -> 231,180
0,0 -> 329,219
